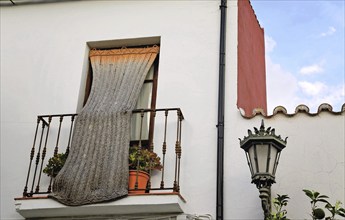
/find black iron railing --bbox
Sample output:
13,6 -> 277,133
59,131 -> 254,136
22,108 -> 184,197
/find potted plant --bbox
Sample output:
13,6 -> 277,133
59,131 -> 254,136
128,145 -> 162,194
43,153 -> 67,178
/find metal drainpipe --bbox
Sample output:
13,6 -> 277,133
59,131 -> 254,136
217,0 -> 227,220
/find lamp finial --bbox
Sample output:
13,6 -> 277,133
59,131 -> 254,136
260,119 -> 265,132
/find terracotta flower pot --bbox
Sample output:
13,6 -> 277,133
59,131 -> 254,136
128,170 -> 150,194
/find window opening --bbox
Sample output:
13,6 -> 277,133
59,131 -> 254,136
130,57 -> 159,149
83,48 -> 159,149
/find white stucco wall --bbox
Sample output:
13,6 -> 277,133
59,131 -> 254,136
1,1 -> 221,219
1,1 -> 344,220
225,112 -> 345,219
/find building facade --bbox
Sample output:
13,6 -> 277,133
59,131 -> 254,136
1,0 -> 344,219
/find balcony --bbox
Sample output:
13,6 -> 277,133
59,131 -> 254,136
15,108 -> 186,219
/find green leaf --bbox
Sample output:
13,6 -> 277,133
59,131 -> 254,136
325,203 -> 332,209
318,195 -> 329,199
316,199 -> 330,204
337,208 -> 345,217
314,192 -> 320,199
303,189 -> 314,200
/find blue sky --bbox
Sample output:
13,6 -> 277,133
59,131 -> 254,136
251,0 -> 345,114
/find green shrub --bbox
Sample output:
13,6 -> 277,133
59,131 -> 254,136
269,194 -> 290,220
128,145 -> 162,173
269,189 -> 345,220
303,189 -> 345,220
43,153 -> 67,178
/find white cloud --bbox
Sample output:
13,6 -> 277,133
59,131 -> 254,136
298,81 -> 327,96
299,63 -> 324,75
318,84 -> 345,106
320,26 -> 336,37
265,36 -> 344,114
297,83 -> 345,111
265,35 -> 276,53
266,56 -> 300,114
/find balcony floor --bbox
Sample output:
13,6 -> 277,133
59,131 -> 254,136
15,193 -> 185,219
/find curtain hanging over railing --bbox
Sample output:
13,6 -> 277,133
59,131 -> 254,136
51,46 -> 159,206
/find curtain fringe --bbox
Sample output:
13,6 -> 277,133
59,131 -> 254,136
90,46 -> 159,57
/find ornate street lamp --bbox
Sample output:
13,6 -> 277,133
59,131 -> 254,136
239,120 -> 287,219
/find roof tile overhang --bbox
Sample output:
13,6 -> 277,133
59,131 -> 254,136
240,103 -> 345,119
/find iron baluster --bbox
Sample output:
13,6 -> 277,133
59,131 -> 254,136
30,120 -> 46,195
173,111 -> 180,192
35,116 -> 52,193
23,118 -> 40,197
160,110 -> 168,189
135,110 -> 145,190
65,115 -> 76,157
48,115 -> 64,193
146,110 -> 156,193
54,116 -> 64,156
176,110 -> 182,192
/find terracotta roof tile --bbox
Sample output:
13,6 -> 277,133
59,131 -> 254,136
241,103 -> 345,119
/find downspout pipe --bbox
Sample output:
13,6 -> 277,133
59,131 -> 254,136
217,0 -> 227,220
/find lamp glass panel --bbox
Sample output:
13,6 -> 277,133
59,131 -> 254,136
268,145 -> 278,174
248,145 -> 257,174
245,152 -> 254,176
273,152 -> 281,175
256,144 -> 269,173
